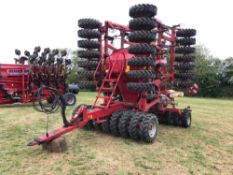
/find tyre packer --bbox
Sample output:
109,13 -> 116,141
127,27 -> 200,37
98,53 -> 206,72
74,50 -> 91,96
28,4 -> 198,149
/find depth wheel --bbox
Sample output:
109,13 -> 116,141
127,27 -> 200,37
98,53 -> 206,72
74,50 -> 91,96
128,43 -> 155,55
128,57 -> 154,66
78,61 -> 98,68
176,29 -> 196,37
174,73 -> 193,80
176,38 -> 196,46
174,63 -> 195,71
100,118 -> 110,133
175,81 -> 193,89
79,81 -> 96,90
181,108 -> 192,128
110,110 -> 124,136
129,4 -> 157,18
175,47 -> 195,54
128,31 -> 156,43
78,50 -> 100,59
126,70 -> 156,79
139,113 -> 159,143
77,70 -> 96,79
78,29 -> 100,39
118,111 -> 133,138
84,121 -> 95,130
175,56 -> 195,62
127,82 -> 155,92
78,40 -> 100,49
63,92 -> 76,106
129,112 -> 143,140
78,18 -> 101,29
129,17 -> 156,31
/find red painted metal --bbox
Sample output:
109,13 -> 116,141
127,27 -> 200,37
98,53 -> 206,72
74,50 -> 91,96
0,64 -> 31,104
0,56 -> 68,105
28,17 -> 197,145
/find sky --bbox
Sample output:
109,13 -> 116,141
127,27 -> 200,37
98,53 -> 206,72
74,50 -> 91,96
0,0 -> 232,63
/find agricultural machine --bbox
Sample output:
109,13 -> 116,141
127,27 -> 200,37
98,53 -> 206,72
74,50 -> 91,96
28,4 -> 198,148
0,47 -> 76,106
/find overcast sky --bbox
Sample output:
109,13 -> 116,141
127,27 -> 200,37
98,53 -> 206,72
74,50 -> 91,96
0,0 -> 232,63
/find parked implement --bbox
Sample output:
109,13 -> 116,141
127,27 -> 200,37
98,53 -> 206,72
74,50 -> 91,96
0,47 -> 76,106
28,4 -> 198,147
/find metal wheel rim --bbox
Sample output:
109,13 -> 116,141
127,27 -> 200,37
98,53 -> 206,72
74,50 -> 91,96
148,122 -> 156,138
67,96 -> 74,104
187,115 -> 191,126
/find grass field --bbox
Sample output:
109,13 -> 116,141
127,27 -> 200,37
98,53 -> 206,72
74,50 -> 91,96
0,92 -> 233,175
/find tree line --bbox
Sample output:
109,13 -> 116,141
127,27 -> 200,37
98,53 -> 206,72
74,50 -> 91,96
193,45 -> 233,97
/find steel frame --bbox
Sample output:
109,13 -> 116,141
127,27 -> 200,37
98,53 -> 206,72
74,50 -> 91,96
28,17 -> 194,146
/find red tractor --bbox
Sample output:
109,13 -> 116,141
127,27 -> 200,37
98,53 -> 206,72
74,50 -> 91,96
28,4 -> 198,147
0,47 -> 76,106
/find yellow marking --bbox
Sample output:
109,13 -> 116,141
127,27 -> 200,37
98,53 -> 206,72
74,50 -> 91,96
125,66 -> 130,72
87,115 -> 93,119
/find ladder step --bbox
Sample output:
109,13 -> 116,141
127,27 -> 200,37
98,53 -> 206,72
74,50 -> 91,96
104,79 -> 117,82
101,87 -> 113,91
93,105 -> 107,109
96,95 -> 110,99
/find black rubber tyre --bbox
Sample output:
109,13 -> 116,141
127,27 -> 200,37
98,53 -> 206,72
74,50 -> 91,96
93,123 -> 102,130
174,73 -> 193,80
78,50 -> 100,59
175,56 -> 195,62
78,29 -> 101,39
176,38 -> 196,46
78,61 -> 98,68
165,110 -> 174,125
129,4 -> 157,18
129,17 -> 156,30
128,31 -> 156,43
181,108 -> 192,128
127,82 -> 155,92
175,63 -> 195,70
176,29 -> 196,37
129,112 -> 143,140
175,47 -> 195,54
118,111 -> 133,138
128,57 -> 154,66
126,70 -> 156,79
100,119 -> 110,133
79,81 -> 96,89
78,40 -> 100,49
139,113 -> 159,143
78,18 -> 101,29
77,70 -> 97,79
173,114 -> 180,126
128,43 -> 155,55
63,92 -> 76,106
110,110 -> 124,136
84,121 -> 95,130
175,81 -> 193,88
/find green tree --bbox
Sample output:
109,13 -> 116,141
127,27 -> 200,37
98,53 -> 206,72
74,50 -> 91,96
220,57 -> 233,85
194,45 -> 221,97
67,50 -> 80,83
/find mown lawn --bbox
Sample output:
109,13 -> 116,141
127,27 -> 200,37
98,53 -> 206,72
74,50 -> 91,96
0,92 -> 233,175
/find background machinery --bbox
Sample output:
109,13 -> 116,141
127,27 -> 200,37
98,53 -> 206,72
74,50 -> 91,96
0,47 -> 76,106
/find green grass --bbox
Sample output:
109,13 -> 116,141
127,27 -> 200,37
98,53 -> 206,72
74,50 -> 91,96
0,92 -> 233,175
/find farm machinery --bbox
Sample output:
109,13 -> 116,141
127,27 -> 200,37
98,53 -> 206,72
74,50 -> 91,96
0,47 -> 76,106
28,3 -> 198,148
